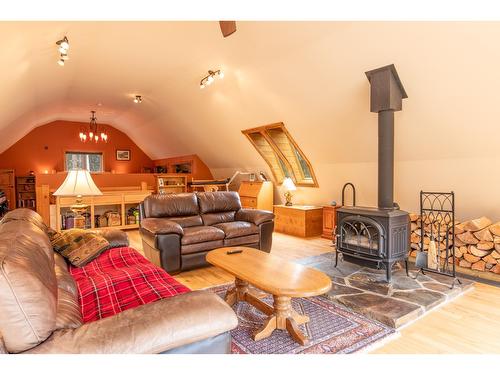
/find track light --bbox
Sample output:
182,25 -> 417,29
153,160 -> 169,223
56,36 -> 70,66
199,69 -> 224,89
133,95 -> 142,104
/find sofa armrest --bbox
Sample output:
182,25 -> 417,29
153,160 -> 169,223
235,208 -> 274,226
140,218 -> 184,236
22,291 -> 238,354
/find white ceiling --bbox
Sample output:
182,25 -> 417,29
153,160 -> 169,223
2,21 -> 500,171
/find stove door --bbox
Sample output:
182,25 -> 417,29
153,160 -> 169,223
337,215 -> 386,258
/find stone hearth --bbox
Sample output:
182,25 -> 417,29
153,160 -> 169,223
296,252 -> 474,328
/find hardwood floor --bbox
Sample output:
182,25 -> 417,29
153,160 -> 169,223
127,229 -> 500,353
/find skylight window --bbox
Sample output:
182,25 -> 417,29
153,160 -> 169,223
242,123 -> 318,187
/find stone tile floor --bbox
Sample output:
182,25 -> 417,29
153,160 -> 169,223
296,252 -> 474,328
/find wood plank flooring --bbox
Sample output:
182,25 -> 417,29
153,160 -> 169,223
127,229 -> 500,354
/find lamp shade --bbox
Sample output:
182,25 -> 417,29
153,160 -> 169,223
282,177 -> 297,191
53,170 -> 103,197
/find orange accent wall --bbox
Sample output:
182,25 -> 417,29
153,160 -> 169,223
0,120 -> 154,175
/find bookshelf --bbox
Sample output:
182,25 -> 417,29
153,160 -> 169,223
155,174 -> 188,194
16,176 -> 36,210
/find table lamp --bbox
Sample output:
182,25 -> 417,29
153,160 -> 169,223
282,177 -> 297,206
53,169 -> 102,229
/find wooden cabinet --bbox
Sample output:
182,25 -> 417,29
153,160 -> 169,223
238,181 -> 273,211
55,189 -> 153,231
273,205 -> 323,237
155,174 -> 188,194
322,205 -> 341,240
0,169 -> 15,211
16,176 -> 36,210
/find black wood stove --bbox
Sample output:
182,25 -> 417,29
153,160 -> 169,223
335,65 -> 410,282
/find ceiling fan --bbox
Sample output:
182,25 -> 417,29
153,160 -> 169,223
219,21 -> 237,37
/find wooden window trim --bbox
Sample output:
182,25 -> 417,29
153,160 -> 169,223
242,122 -> 319,188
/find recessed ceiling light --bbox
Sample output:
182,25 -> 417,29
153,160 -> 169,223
200,69 -> 224,88
133,95 -> 142,104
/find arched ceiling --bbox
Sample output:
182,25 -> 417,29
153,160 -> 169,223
1,21 -> 500,172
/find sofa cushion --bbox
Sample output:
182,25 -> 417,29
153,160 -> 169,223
141,218 -> 184,236
0,220 -> 58,353
223,234 -> 260,247
169,215 -> 203,228
53,253 -> 82,330
181,240 -> 225,255
181,226 -> 225,245
143,193 -> 199,218
201,211 -> 236,226
51,229 -> 110,267
197,191 -> 242,214
69,246 -> 190,323
214,221 -> 259,239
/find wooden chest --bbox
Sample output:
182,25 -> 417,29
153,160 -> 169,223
273,205 -> 323,237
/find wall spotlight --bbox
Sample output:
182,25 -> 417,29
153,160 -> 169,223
56,36 -> 70,50
57,59 -> 65,66
200,69 -> 224,88
134,95 -> 142,104
56,36 -> 70,66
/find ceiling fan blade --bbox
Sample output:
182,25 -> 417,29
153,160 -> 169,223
219,21 -> 237,37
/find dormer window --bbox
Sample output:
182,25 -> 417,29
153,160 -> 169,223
242,123 -> 318,187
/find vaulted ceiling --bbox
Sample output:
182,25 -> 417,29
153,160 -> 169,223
2,21 -> 500,174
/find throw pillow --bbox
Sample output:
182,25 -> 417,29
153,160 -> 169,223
51,229 -> 110,267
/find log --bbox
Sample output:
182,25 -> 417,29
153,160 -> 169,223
471,260 -> 486,272
410,222 -> 419,232
489,222 -> 500,236
473,227 -> 494,242
496,244 -> 500,252
463,217 -> 492,232
460,246 -> 468,256
476,241 -> 494,251
454,236 -> 466,247
494,236 -> 500,244
459,259 -> 471,268
409,213 -> 419,222
491,264 -> 500,274
454,246 -> 463,258
469,246 -> 491,258
464,253 -> 481,263
486,263 -> 494,270
454,222 -> 466,235
428,240 -> 438,269
410,250 -> 417,257
410,242 -> 420,250
410,233 -> 420,244
456,231 -> 479,245
483,254 -> 498,265
490,250 -> 500,259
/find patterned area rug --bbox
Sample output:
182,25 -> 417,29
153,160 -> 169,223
210,285 -> 396,354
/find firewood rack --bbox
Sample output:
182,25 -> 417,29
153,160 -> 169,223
412,191 -> 461,288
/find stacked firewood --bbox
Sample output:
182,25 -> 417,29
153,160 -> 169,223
408,214 -> 500,275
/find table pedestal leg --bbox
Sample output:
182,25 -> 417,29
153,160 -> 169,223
252,295 -> 310,346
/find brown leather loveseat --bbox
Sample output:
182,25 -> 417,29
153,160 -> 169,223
139,191 -> 274,274
0,209 -> 238,354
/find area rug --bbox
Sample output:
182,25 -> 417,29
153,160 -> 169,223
210,284 -> 396,354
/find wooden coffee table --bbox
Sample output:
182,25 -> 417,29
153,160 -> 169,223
206,247 -> 332,345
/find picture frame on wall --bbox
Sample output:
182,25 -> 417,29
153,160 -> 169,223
116,149 -> 131,161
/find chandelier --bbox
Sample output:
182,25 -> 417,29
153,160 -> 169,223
79,111 -> 108,143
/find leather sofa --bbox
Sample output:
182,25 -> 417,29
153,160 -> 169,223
0,209 -> 238,354
139,191 -> 274,274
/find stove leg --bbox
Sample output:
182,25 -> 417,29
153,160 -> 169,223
386,262 -> 392,283
404,259 -> 409,277
335,250 -> 339,267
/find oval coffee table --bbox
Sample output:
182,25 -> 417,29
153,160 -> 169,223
206,247 -> 332,345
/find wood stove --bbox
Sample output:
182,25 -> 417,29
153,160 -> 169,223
334,65 -> 410,282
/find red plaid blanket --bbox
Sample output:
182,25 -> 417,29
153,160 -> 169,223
69,247 -> 190,323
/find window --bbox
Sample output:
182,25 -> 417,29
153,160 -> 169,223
65,152 -> 103,173
242,123 -> 318,187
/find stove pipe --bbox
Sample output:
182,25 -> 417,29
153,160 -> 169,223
365,65 -> 407,210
